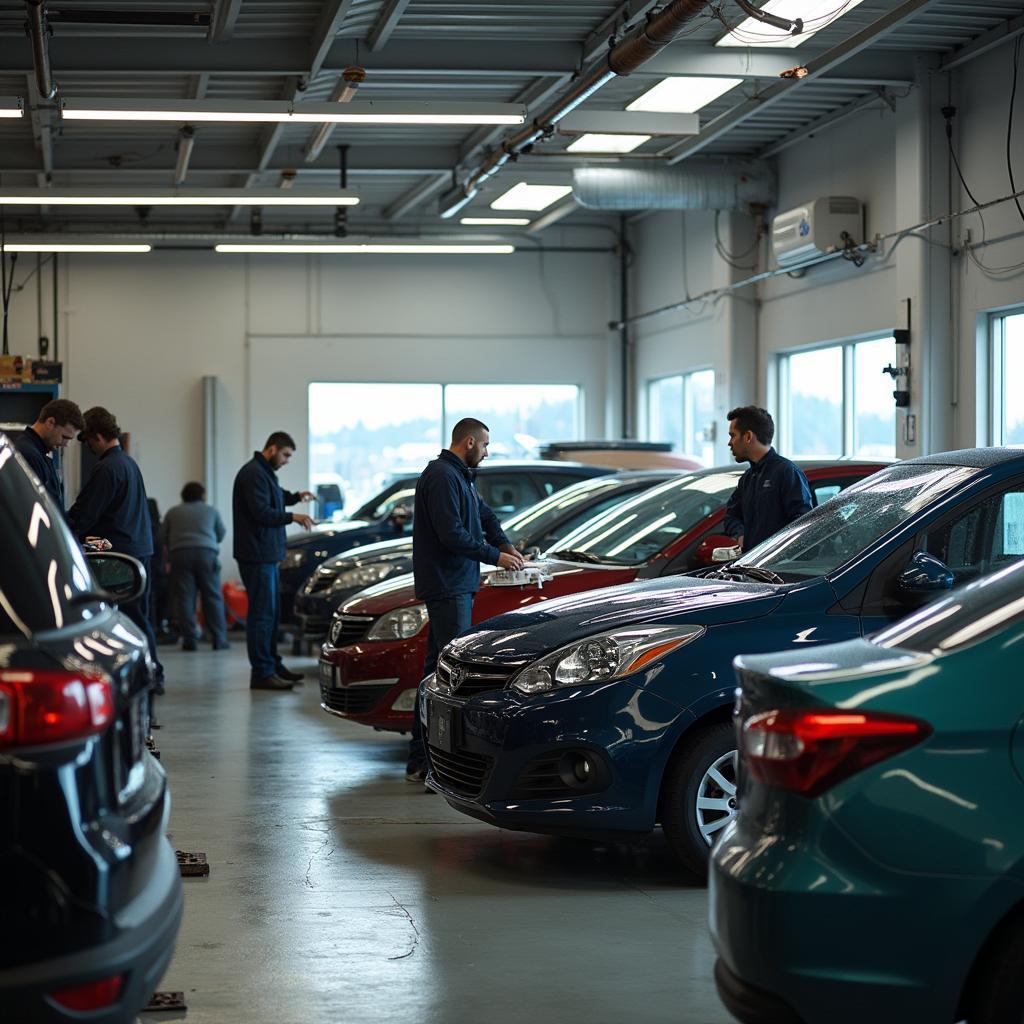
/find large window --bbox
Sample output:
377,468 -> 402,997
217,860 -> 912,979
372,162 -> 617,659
779,337 -> 896,459
992,311 -> 1024,445
309,382 -> 581,516
647,369 -> 715,463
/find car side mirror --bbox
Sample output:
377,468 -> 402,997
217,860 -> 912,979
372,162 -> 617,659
896,551 -> 955,597
87,552 -> 147,604
695,534 -> 740,567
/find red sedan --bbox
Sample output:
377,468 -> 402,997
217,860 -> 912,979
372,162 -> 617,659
318,461 -> 886,731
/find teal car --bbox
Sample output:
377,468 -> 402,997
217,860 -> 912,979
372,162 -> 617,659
710,556 -> 1024,1024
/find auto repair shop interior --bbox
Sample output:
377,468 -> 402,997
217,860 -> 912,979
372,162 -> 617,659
2,1 -> 1024,1023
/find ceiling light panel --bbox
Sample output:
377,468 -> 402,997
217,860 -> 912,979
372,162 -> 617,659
627,77 -> 744,114
491,183 -> 574,212
0,97 -> 24,118
1,244 -> 152,253
215,244 -> 516,255
60,99 -> 526,126
716,0 -> 867,48
0,190 -> 359,207
566,134 -> 651,154
460,218 -> 531,226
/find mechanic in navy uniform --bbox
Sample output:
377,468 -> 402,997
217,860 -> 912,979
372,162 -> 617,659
67,406 -> 164,687
232,431 -> 316,691
723,405 -> 813,552
406,417 -> 525,782
12,399 -> 85,512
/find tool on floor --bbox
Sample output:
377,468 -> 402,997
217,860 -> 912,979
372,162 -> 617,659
142,991 -> 187,1012
176,850 -> 210,877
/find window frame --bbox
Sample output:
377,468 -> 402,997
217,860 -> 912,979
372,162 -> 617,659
990,308 -> 1024,447
646,367 -> 715,455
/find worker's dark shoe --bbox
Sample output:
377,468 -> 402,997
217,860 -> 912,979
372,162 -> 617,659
275,665 -> 305,683
182,639 -> 197,652
250,675 -> 294,691
405,763 -> 428,783
212,640 -> 231,651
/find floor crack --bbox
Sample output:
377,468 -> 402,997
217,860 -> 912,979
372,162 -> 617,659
385,892 -> 422,961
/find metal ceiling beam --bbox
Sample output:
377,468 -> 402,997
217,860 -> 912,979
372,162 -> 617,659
939,11 -> 1024,71
383,173 -> 450,220
309,0 -> 357,78
208,0 -> 242,42
581,0 -> 663,64
664,0 -> 946,164
758,88 -> 895,158
0,37 -> 582,77
366,0 -> 413,52
24,74 -> 53,178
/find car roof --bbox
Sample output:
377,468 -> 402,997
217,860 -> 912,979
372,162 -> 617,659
901,447 -> 1024,470
388,460 -> 611,477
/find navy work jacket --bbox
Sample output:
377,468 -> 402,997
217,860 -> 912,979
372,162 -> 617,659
412,450 -> 509,602
723,447 -> 813,552
233,452 -> 300,564
14,426 -> 64,511
67,445 -> 153,558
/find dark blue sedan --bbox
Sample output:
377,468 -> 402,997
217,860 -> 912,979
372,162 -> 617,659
422,448 -> 1024,874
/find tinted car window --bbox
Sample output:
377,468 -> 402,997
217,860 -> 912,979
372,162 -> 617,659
544,472 -> 740,565
537,473 -> 596,496
368,486 -> 417,520
737,464 -> 977,581
502,478 -> 636,547
875,557 -> 1024,654
476,474 -> 540,515
351,477 -> 416,520
0,441 -> 96,636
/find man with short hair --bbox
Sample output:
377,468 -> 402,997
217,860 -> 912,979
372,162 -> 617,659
407,417 -> 525,781
723,405 -> 813,552
233,432 -> 316,691
67,406 -> 164,685
13,398 -> 85,511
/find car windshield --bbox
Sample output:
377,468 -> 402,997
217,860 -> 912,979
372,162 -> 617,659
502,477 -> 654,549
733,463 -> 978,581
540,472 -> 739,566
351,478 -> 417,521
874,557 -> 1024,654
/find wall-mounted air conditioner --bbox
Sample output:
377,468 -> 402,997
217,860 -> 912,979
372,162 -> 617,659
771,196 -> 864,267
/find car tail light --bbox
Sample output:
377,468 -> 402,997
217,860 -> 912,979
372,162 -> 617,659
742,707 -> 932,797
0,670 -> 114,749
48,974 -> 124,1011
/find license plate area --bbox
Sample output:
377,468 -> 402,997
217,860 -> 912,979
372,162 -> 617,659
428,700 -> 459,754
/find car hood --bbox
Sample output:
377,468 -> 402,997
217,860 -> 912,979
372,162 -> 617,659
451,574 -> 785,663
339,558 -> 638,616
318,537 -> 414,574
287,518 -> 376,549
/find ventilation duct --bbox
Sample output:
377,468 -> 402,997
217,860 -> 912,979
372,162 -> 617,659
572,161 -> 776,212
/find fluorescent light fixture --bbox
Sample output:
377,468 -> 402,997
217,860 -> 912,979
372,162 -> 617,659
214,244 -> 515,255
627,77 -> 744,113
459,217 -> 530,226
717,0 -> 867,48
0,96 -> 24,118
490,183 -> 573,212
0,190 -> 358,207
0,243 -> 152,253
61,98 -> 526,126
566,133 -> 651,154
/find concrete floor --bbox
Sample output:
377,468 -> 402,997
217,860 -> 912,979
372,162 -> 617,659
142,642 -> 732,1024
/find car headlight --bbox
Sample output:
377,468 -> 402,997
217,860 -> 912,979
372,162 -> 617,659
280,549 -> 308,571
366,604 -> 429,641
332,564 -> 395,591
510,624 -> 705,695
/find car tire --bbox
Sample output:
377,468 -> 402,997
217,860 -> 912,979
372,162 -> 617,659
964,918 -> 1024,1024
661,722 -> 738,878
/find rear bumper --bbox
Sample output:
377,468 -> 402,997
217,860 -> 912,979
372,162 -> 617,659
0,837 -> 183,1024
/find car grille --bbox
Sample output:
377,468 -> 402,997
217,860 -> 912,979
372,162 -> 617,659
428,745 -> 494,798
435,655 -> 519,698
300,614 -> 333,638
320,682 -> 392,716
329,614 -> 375,647
308,573 -> 336,594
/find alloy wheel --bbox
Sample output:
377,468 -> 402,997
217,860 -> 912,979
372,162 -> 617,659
694,749 -> 738,845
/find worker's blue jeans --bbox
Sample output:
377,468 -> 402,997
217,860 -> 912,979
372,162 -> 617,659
408,594 -> 473,771
238,561 -> 279,681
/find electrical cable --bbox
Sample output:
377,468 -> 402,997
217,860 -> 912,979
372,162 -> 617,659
1008,37 -> 1024,228
715,0 -> 858,46
714,209 -> 760,269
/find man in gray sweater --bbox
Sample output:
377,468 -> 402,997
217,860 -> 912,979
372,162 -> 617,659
160,481 -> 229,651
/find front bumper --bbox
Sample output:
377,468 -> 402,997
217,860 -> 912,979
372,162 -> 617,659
709,815 -> 985,1024
422,681 -> 682,838
0,838 -> 183,1024
318,636 -> 426,729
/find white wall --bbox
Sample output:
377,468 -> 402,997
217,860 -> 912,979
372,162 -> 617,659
5,245 -> 619,561
630,45 -> 1024,460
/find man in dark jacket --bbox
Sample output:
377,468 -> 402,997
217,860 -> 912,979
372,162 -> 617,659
233,431 -> 315,691
407,417 -> 524,780
67,406 -> 164,686
13,398 -> 85,512
723,405 -> 813,552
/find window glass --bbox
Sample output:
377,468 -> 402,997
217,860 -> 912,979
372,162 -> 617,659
995,312 -> 1024,445
736,464 -> 977,581
367,485 -> 417,521
538,473 -> 597,496
546,471 -> 740,565
853,337 -> 897,458
443,384 -> 579,455
648,376 -> 684,451
684,369 -> 716,464
786,347 -> 843,456
475,474 -> 540,516
813,484 -> 841,505
309,384 -> 442,517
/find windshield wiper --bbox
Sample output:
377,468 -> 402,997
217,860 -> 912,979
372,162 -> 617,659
722,564 -> 785,585
549,549 -> 604,564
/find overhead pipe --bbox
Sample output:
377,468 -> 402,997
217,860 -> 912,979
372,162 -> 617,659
438,0 -> 711,218
24,0 -> 56,101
